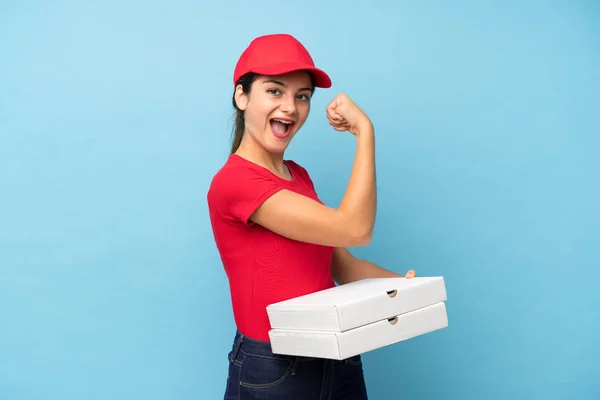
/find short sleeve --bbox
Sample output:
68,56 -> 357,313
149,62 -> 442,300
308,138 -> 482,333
207,165 -> 283,225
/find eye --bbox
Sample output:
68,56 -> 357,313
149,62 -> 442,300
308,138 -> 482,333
267,88 -> 281,95
297,93 -> 311,101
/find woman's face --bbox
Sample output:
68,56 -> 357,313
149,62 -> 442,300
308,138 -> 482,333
235,70 -> 314,154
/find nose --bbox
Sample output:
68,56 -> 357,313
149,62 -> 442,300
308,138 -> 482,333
279,94 -> 298,115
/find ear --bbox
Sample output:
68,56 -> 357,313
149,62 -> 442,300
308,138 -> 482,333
234,84 -> 248,111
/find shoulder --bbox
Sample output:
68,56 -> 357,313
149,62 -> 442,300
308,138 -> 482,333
207,155 -> 287,224
208,155 -> 273,199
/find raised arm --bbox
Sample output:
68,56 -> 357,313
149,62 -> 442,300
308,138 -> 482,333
249,93 -> 377,248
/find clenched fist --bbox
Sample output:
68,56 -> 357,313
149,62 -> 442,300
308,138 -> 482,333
326,93 -> 373,136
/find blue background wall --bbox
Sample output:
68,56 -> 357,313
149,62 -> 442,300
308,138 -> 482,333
1,1 -> 599,399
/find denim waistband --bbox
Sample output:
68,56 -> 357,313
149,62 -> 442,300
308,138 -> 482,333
231,330 -> 326,363
231,330 -> 296,360
230,330 -> 325,377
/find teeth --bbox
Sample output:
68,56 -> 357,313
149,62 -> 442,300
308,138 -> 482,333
273,119 -> 292,124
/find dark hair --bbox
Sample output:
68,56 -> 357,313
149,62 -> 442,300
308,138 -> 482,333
230,72 -> 317,154
230,73 -> 259,154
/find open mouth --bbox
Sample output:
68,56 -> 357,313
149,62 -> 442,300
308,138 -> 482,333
270,118 -> 294,139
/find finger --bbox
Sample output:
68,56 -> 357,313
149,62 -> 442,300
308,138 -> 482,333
327,115 -> 346,126
326,107 -> 344,120
327,112 -> 346,122
328,120 -> 341,128
330,123 -> 348,132
326,97 -> 340,113
325,104 -> 337,117
327,114 -> 344,125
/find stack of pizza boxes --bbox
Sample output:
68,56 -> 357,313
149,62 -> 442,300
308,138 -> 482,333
266,277 -> 448,360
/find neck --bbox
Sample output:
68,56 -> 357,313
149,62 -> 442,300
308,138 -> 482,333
235,133 -> 288,177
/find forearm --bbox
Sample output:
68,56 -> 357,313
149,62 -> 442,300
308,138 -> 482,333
338,122 -> 376,241
333,255 -> 403,285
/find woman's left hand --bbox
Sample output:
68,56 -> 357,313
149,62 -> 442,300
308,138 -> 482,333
404,270 -> 416,278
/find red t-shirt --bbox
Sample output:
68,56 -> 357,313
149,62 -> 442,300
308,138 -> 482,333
207,154 -> 336,341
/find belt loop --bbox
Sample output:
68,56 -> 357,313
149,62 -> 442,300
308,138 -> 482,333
232,333 -> 244,361
291,357 -> 300,376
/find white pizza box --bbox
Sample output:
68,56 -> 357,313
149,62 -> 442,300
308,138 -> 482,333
269,301 -> 448,360
266,277 -> 446,332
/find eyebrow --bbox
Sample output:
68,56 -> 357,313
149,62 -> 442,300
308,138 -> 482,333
263,79 -> 312,92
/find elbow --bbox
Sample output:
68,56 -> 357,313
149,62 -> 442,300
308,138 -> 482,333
336,211 -> 374,247
347,225 -> 373,247
353,235 -> 372,247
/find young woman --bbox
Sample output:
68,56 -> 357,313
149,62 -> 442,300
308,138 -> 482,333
207,33 -> 416,400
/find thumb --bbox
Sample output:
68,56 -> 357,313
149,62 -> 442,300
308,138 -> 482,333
326,98 -> 342,118
327,93 -> 351,119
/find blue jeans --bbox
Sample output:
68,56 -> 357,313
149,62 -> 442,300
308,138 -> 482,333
223,330 -> 369,399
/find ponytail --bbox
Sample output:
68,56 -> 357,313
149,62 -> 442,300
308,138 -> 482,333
230,73 -> 259,154
230,109 -> 244,154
